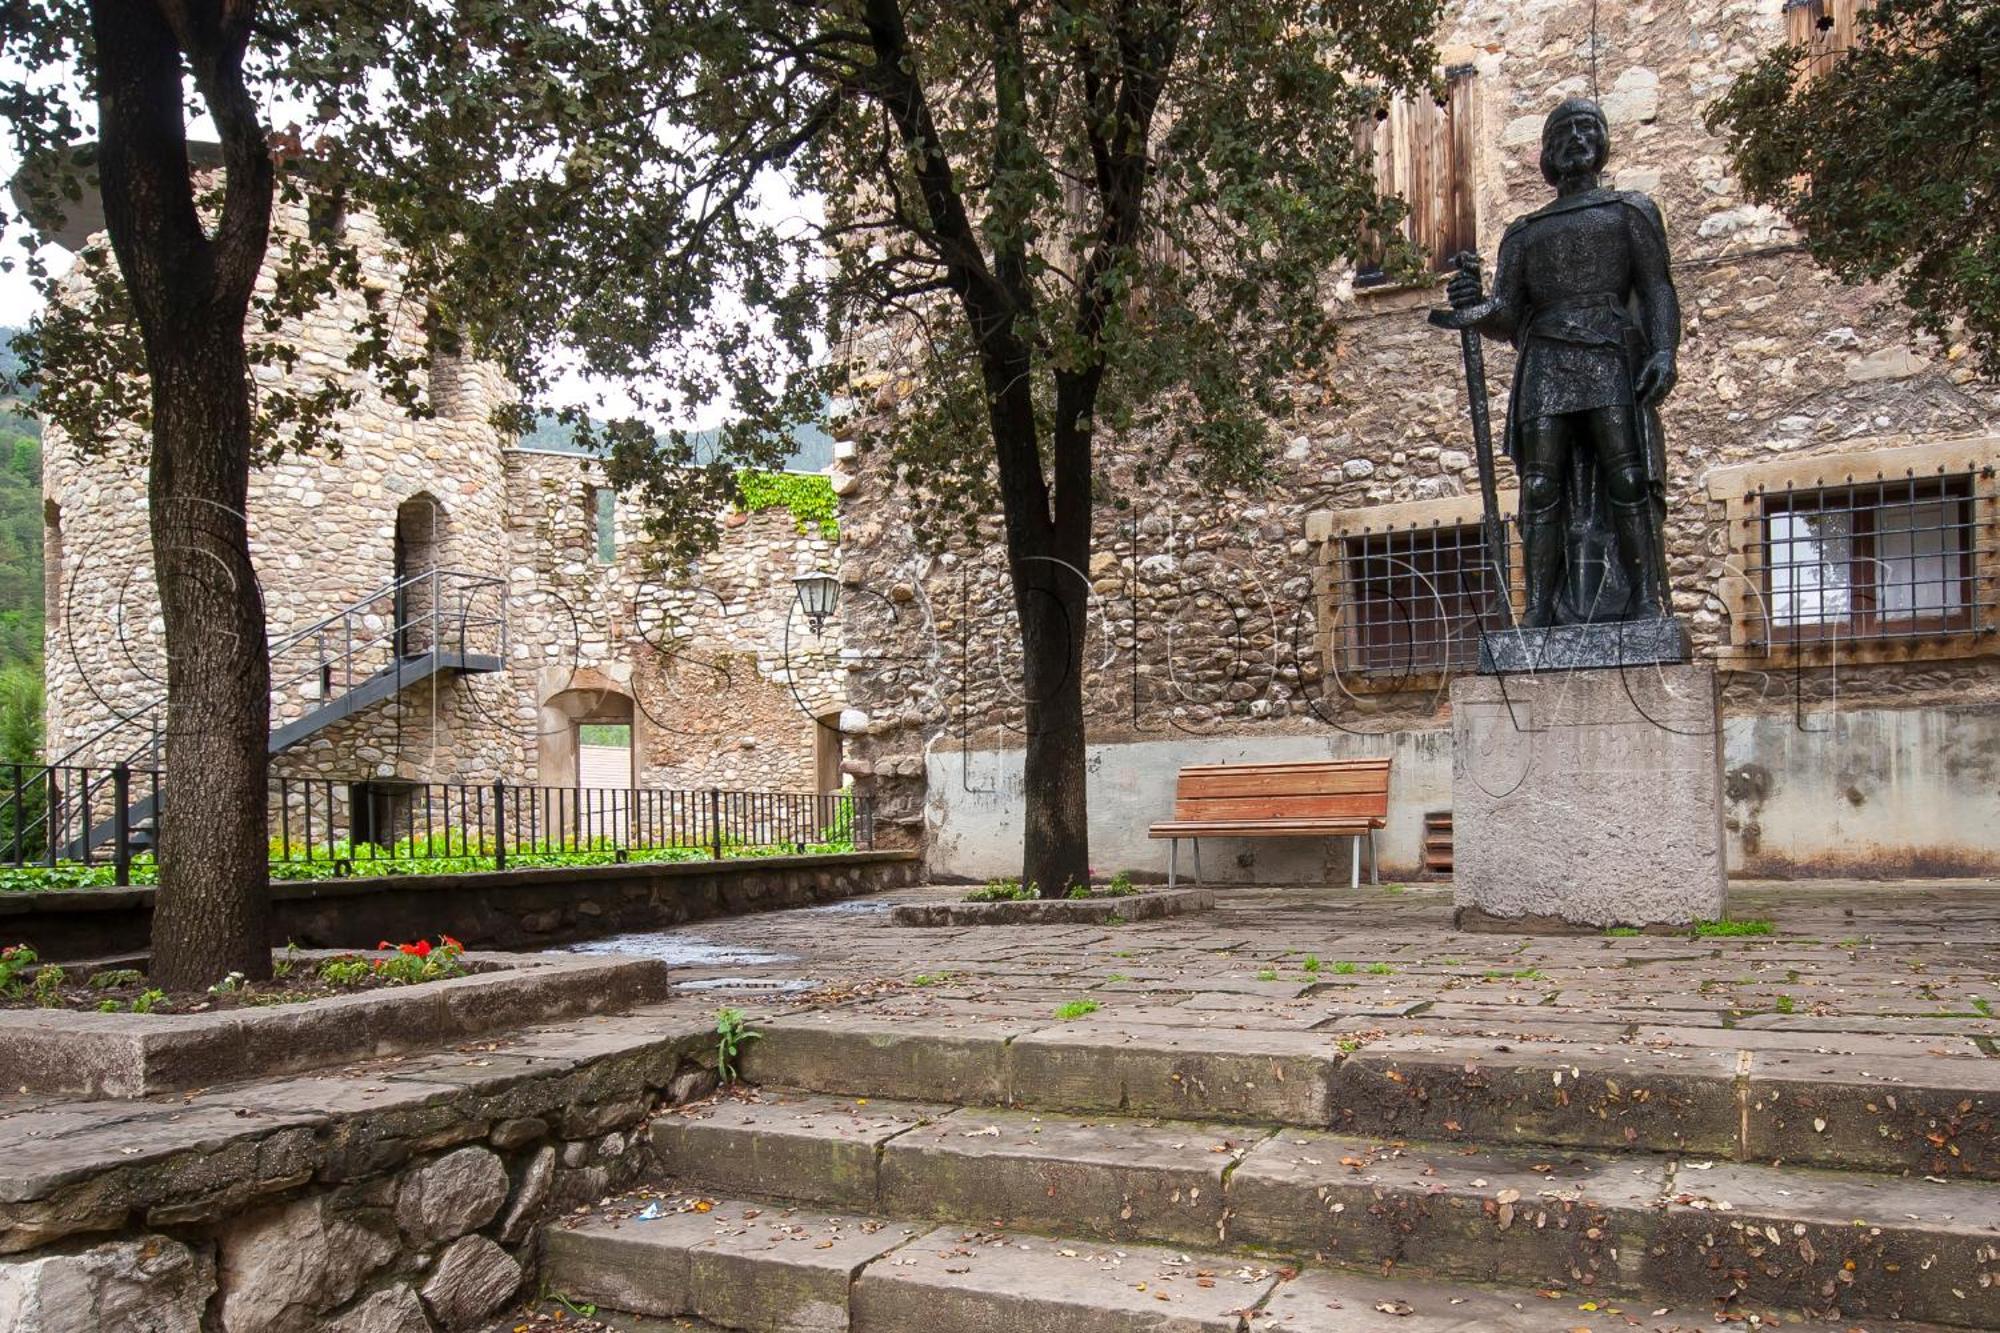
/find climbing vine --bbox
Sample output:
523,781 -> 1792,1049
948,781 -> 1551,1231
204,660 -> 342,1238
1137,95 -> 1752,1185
734,470 -> 838,540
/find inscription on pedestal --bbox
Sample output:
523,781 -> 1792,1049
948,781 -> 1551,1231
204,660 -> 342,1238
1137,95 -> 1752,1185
1478,616 -> 1691,675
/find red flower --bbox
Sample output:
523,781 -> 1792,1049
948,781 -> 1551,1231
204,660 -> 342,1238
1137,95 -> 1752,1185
378,941 -> 394,950
440,934 -> 464,953
397,939 -> 431,958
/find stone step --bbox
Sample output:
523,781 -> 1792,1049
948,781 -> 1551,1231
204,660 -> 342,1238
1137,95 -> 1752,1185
541,1193 -> 1971,1332
649,1090 -> 2000,1327
738,1012 -> 2000,1179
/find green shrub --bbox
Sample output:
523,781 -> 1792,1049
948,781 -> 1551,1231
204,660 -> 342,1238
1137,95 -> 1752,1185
317,956 -> 371,986
966,877 -> 1037,902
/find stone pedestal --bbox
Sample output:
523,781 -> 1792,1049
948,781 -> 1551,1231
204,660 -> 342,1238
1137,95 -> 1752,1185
1450,663 -> 1725,931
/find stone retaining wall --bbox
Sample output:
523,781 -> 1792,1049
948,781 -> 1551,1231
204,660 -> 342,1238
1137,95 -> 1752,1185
0,850 -> 923,963
0,1006 -> 720,1332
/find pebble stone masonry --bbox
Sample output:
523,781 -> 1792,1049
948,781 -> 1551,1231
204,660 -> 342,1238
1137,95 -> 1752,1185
40,198 -> 846,797
828,0 -> 2000,884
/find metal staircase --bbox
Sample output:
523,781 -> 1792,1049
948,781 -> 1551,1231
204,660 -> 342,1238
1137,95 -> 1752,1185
16,570 -> 507,863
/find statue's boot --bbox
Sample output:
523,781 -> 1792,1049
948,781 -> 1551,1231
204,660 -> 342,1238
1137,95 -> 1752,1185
1611,498 -> 1667,618
1519,516 -> 1563,628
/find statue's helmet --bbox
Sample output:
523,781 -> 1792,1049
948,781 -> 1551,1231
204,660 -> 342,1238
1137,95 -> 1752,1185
1539,97 -> 1611,186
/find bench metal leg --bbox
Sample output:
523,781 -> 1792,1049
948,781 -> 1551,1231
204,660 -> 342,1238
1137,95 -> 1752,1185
1169,839 -> 1178,888
1192,838 -> 1202,885
1350,834 -> 1361,889
1370,829 -> 1380,885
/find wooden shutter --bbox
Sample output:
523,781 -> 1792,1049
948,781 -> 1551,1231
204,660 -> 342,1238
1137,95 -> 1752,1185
1787,0 -> 1859,83
1355,67 -> 1478,282
1439,67 -> 1478,270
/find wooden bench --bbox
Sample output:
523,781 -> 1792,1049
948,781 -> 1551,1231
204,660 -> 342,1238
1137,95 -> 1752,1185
1147,759 -> 1391,888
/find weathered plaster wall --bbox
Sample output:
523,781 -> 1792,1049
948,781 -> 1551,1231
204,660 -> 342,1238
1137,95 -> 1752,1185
833,0 -> 2000,877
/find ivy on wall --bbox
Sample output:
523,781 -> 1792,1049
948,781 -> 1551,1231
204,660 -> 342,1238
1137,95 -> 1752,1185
735,470 -> 838,540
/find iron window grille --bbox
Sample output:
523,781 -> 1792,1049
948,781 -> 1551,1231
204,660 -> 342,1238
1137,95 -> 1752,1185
1334,521 -> 1507,676
1750,473 -> 1989,648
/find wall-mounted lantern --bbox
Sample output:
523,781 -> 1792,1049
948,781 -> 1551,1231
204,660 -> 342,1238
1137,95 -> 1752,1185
792,572 -> 841,638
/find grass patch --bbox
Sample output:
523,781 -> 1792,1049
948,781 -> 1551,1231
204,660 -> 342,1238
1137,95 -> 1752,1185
966,877 -> 1038,903
1331,961 -> 1359,975
1365,962 -> 1393,975
1695,918 -> 1774,937
1604,926 -> 1642,938
1774,995 -> 1796,1014
1482,967 -> 1549,981
1054,999 -> 1099,1021
1301,955 -> 1321,974
1256,968 -> 1279,981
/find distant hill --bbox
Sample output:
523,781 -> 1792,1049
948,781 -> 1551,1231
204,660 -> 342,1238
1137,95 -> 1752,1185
0,326 -> 27,402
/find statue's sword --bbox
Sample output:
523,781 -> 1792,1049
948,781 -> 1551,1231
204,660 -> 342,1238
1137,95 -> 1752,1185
1428,251 -> 1515,630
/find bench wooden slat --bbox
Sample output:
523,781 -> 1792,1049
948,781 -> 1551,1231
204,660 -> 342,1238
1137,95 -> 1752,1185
1149,820 -> 1382,838
1173,768 -> 1390,799
1148,757 -> 1392,887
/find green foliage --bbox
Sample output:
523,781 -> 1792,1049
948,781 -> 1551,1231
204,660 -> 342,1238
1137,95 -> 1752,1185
966,877 -> 1038,902
127,988 -> 167,1014
1482,967 -> 1548,981
1255,968 -> 1278,981
31,964 -> 63,1006
734,470 -> 838,541
1695,918 -> 1775,938
370,937 -> 471,986
715,1007 -> 761,1084
1054,999 -> 1099,1021
1774,995 -> 1797,1014
89,968 -> 143,990
0,942 -> 37,995
1604,926 -> 1643,938
1706,2 -> 2000,377
1105,870 -> 1136,896
317,957 -> 372,987
1301,955 -> 1321,974
1331,960 -> 1359,975
1364,962 -> 1394,976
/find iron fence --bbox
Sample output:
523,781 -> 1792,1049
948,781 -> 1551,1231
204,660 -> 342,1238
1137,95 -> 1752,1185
268,777 -> 871,877
0,765 -> 868,887
1,763 -> 163,886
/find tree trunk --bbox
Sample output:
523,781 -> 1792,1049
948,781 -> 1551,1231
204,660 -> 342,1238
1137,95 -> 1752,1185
90,0 -> 276,988
1014,547 -> 1090,898
145,331 -> 273,989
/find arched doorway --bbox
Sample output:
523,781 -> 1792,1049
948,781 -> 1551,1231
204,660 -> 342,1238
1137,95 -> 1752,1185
539,681 -> 638,844
393,494 -> 445,656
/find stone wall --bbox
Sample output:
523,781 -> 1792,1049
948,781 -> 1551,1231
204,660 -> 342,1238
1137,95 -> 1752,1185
831,0 -> 2000,875
3,849 -> 919,964
41,195 -> 845,807
0,1005 -> 724,1332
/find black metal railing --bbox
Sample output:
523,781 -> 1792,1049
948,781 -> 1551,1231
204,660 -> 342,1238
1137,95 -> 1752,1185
0,769 -> 868,888
1,763 -> 164,887
268,777 -> 871,879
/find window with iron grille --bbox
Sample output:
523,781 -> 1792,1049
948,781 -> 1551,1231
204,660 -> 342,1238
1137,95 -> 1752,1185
1355,65 -> 1478,286
1333,521 -> 1505,675
1785,0 -> 1861,83
1756,475 -> 1981,646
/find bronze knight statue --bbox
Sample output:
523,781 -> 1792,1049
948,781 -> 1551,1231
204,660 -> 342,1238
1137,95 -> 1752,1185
1433,98 -> 1682,638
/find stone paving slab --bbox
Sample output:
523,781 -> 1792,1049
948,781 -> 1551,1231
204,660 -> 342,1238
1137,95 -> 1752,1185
848,1225 -> 1278,1333
543,1201 -> 919,1328
1007,1021 -> 1340,1124
879,1107 -> 1256,1246
1652,1160 -> 2000,1326
1229,1131 -> 1669,1294
653,1090 -> 948,1208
